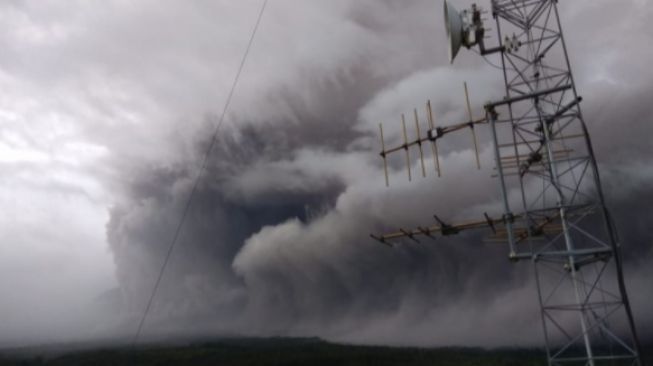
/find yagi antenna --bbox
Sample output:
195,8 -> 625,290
377,83 -> 486,186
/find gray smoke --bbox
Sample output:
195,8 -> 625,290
101,0 -> 653,347
0,0 -> 650,348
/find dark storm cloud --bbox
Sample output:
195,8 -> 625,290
100,0 -> 531,343
102,0 -> 653,347
1,0 -> 650,348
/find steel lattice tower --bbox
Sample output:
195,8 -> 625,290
370,1 -> 643,365
486,1 -> 642,364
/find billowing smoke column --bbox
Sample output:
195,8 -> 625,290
103,0 -> 653,347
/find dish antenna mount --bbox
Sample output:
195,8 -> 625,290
444,0 -> 507,63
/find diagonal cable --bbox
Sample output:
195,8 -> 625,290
131,0 -> 268,346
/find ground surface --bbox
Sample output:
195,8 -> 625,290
0,337 -> 650,365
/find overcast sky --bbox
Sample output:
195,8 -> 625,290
0,0 -> 652,348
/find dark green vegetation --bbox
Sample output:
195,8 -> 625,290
0,338 -> 651,366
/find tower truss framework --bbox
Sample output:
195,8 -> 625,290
371,1 -> 643,365
488,1 -> 640,364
